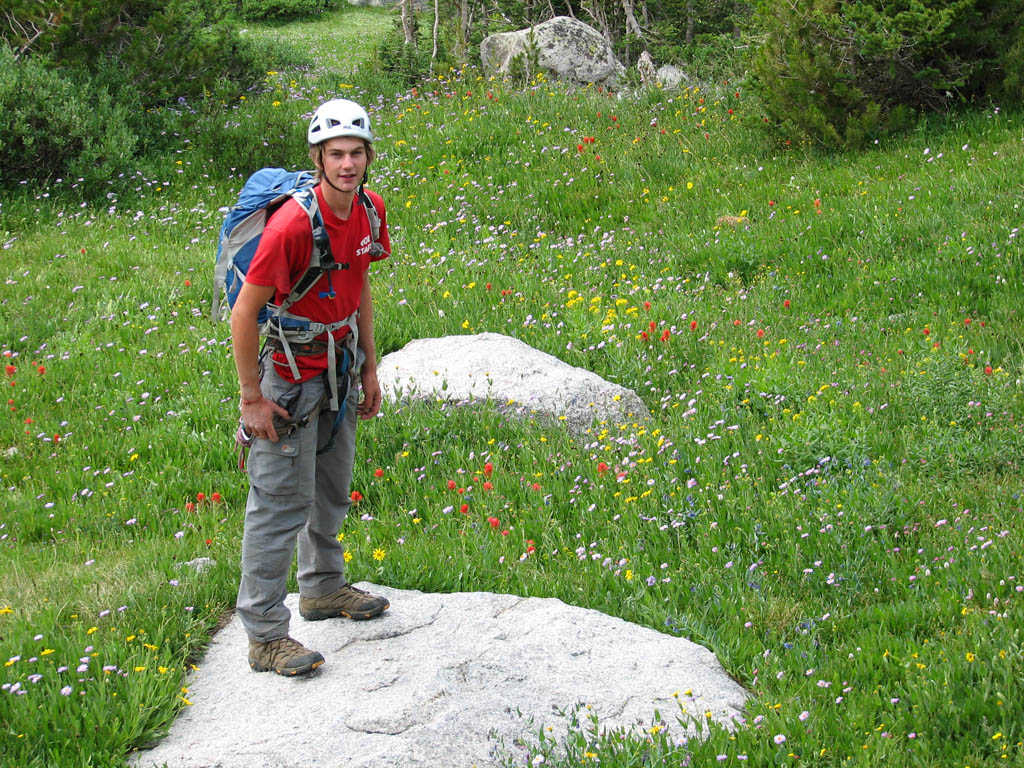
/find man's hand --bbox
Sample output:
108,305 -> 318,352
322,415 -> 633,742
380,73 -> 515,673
357,367 -> 382,420
241,395 -> 291,442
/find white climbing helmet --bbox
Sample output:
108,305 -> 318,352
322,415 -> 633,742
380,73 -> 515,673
307,99 -> 374,145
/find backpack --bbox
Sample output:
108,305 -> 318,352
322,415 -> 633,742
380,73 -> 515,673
212,167 -> 383,324
212,167 -> 384,411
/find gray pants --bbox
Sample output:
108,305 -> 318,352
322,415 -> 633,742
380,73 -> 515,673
236,348 -> 363,642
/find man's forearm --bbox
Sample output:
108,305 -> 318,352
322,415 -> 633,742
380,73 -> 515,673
231,282 -> 276,403
357,272 -> 376,371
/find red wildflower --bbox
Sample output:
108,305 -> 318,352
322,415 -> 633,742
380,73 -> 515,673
350,490 -> 363,502
37,365 -> 45,375
484,462 -> 493,476
660,329 -> 671,342
483,481 -> 493,491
460,503 -> 469,514
185,502 -> 195,513
374,468 -> 384,477
531,483 -> 541,492
757,328 -> 765,338
196,492 -> 205,502
985,366 -> 993,375
184,279 -> 192,287
689,320 -> 698,331
488,516 -> 500,528
211,492 -> 222,503
784,300 -> 791,309
447,480 -> 457,490
923,328 -> 930,336
4,365 -> 14,377
526,540 -> 536,554
597,462 -> 609,473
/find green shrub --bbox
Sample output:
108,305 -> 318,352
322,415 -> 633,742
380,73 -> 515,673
997,23 -> 1024,102
0,44 -> 137,186
0,1 -> 284,189
239,0 -> 336,22
4,0 -> 265,107
750,0 -> 1024,149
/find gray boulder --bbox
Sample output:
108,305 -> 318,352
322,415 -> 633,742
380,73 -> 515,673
657,64 -> 689,89
376,332 -> 649,433
131,585 -> 749,768
480,16 -> 624,87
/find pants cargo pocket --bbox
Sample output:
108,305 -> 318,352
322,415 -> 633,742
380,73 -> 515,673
248,435 -> 303,495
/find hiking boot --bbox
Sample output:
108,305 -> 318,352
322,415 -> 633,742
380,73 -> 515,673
248,636 -> 324,676
299,583 -> 390,622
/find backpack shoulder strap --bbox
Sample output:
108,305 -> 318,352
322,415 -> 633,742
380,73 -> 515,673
275,184 -> 334,315
357,186 -> 389,258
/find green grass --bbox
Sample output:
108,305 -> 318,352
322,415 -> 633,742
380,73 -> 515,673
2,11 -> 1023,768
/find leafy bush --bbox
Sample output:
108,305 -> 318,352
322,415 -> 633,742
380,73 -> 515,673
239,0 -> 336,22
0,0 -> 278,188
750,0 -> 1024,149
3,0 -> 264,107
0,44 -> 137,186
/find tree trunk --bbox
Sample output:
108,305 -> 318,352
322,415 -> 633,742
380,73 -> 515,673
430,0 -> 440,73
581,0 -> 612,44
685,0 -> 694,44
621,0 -> 643,40
401,0 -> 416,47
458,0 -> 470,62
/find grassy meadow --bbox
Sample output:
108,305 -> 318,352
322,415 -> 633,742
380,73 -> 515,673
1,6 -> 1023,766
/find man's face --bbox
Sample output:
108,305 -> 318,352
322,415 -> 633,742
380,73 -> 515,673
315,136 -> 369,193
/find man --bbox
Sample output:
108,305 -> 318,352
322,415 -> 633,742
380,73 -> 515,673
231,98 -> 391,677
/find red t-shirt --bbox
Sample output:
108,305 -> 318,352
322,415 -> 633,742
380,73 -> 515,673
245,184 -> 390,381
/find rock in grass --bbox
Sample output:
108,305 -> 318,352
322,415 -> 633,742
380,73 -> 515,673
178,557 -> 216,575
130,585 -> 748,768
376,332 -> 649,433
480,16 -> 624,87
